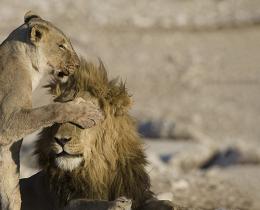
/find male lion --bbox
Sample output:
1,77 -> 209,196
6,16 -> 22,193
20,59 -> 174,210
0,12 -> 103,210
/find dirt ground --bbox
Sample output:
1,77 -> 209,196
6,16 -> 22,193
146,140 -> 260,210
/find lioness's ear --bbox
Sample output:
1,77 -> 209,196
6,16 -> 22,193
24,11 -> 41,23
29,24 -> 48,44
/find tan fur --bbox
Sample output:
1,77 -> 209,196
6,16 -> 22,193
0,13 -> 103,210
20,59 -> 174,210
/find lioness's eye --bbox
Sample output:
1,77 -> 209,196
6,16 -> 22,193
58,44 -> 66,50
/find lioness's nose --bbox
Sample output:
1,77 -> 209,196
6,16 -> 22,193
75,63 -> 80,68
54,136 -> 71,147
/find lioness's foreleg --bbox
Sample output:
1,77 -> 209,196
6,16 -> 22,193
0,141 -> 22,210
0,99 -> 103,145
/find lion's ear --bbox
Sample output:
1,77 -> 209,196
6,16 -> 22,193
114,94 -> 132,116
24,11 -> 41,23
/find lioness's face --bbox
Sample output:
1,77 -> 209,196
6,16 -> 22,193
38,27 -> 80,82
28,17 -> 80,82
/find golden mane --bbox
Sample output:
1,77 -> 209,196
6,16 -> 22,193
49,58 -> 131,116
36,59 -> 153,209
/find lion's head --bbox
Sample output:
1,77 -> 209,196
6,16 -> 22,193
35,59 -> 152,208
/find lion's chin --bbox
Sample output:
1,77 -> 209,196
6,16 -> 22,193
55,156 -> 83,171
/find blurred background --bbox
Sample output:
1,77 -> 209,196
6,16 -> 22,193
1,0 -> 260,209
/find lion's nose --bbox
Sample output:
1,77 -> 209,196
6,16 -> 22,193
54,136 -> 71,147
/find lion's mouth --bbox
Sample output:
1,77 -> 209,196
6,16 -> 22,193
56,150 -> 82,157
54,151 -> 83,171
56,151 -> 83,158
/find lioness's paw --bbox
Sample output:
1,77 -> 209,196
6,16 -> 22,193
67,98 -> 104,129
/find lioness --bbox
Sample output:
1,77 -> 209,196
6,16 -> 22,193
0,12 -> 103,210
20,59 -> 174,210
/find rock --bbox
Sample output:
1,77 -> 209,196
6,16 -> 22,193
157,192 -> 174,201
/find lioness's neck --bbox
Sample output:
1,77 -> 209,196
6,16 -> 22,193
1,25 -> 46,90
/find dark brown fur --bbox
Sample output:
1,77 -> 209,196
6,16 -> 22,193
35,59 -> 154,209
